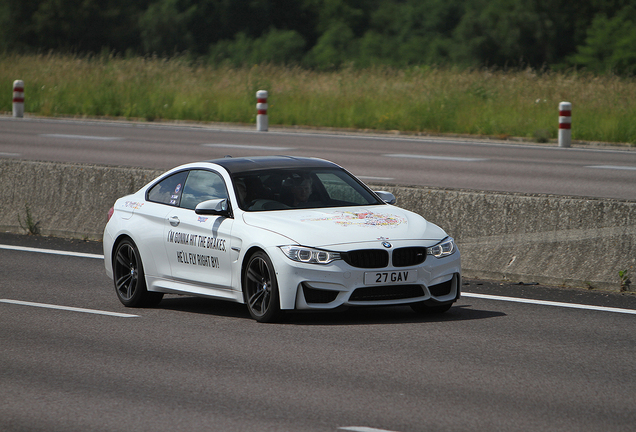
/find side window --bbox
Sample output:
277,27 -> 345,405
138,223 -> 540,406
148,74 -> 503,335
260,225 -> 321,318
147,171 -> 189,206
180,170 -> 228,210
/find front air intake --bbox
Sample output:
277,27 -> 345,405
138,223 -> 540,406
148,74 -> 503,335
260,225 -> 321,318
429,279 -> 453,297
302,284 -> 339,304
350,285 -> 425,301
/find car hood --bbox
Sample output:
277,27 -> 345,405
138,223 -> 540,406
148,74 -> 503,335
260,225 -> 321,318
241,205 -> 447,248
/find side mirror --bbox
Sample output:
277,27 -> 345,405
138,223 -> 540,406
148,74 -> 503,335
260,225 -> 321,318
375,191 -> 396,205
195,199 -> 231,217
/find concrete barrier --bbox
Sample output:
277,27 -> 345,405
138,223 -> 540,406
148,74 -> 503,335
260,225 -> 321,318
1,158 -> 634,292
0,159 -> 162,240
380,186 -> 635,292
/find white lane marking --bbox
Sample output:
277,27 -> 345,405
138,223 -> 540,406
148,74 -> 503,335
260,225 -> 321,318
0,244 -> 103,259
8,116 -> 636,155
0,152 -> 20,157
586,165 -> 636,171
202,143 -> 295,151
0,299 -> 139,318
41,134 -> 123,141
385,153 -> 488,162
5,245 -> 634,316
463,292 -> 636,315
356,175 -> 395,181
339,427 -> 400,432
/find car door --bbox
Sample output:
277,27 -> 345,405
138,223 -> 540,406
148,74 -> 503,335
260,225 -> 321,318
163,169 -> 234,291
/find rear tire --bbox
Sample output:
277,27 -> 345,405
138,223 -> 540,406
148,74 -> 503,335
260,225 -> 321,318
113,239 -> 163,307
243,251 -> 282,323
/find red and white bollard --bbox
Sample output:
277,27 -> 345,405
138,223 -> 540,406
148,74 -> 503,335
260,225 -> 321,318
558,101 -> 571,148
256,90 -> 268,132
13,80 -> 24,118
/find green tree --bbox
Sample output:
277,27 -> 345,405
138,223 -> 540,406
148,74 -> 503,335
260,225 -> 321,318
209,33 -> 255,66
29,0 -> 145,53
0,0 -> 146,53
356,0 -> 463,67
252,28 -> 306,64
139,0 -> 197,54
0,0 -> 40,51
569,6 -> 636,74
452,0 -> 563,68
209,28 -> 306,66
303,0 -> 370,35
303,22 -> 356,69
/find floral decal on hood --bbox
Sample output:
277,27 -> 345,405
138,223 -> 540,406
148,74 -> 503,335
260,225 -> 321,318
301,211 -> 407,228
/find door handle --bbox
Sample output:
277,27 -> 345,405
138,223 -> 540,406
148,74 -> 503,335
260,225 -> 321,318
169,216 -> 180,227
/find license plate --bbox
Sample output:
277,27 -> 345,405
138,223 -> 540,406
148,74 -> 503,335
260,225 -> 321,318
364,270 -> 417,285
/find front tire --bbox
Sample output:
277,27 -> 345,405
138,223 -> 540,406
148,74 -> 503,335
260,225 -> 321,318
113,239 -> 163,307
243,251 -> 282,323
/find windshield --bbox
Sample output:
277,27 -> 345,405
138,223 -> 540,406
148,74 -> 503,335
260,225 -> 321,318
232,167 -> 383,211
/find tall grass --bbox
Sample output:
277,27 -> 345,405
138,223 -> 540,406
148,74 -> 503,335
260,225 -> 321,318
1,53 -> 635,144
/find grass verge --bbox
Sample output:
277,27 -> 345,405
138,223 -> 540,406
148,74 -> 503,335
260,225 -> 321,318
2,53 -> 635,145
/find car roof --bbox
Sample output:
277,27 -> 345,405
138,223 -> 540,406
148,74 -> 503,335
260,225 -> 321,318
207,156 -> 339,174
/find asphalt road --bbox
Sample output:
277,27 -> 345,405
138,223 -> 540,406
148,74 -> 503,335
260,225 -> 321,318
1,116 -> 636,200
2,233 -> 636,432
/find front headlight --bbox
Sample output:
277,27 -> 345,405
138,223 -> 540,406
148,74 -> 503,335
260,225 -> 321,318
280,246 -> 341,265
428,237 -> 456,258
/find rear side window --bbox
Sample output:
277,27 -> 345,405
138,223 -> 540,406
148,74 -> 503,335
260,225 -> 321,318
147,171 -> 189,206
180,170 -> 228,210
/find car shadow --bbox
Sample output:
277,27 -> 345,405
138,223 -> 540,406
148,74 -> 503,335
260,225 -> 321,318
283,304 -> 505,326
155,296 -> 506,325
157,296 -> 250,319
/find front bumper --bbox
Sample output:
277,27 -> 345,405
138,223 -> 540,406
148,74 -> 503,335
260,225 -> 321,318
269,245 -> 461,311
